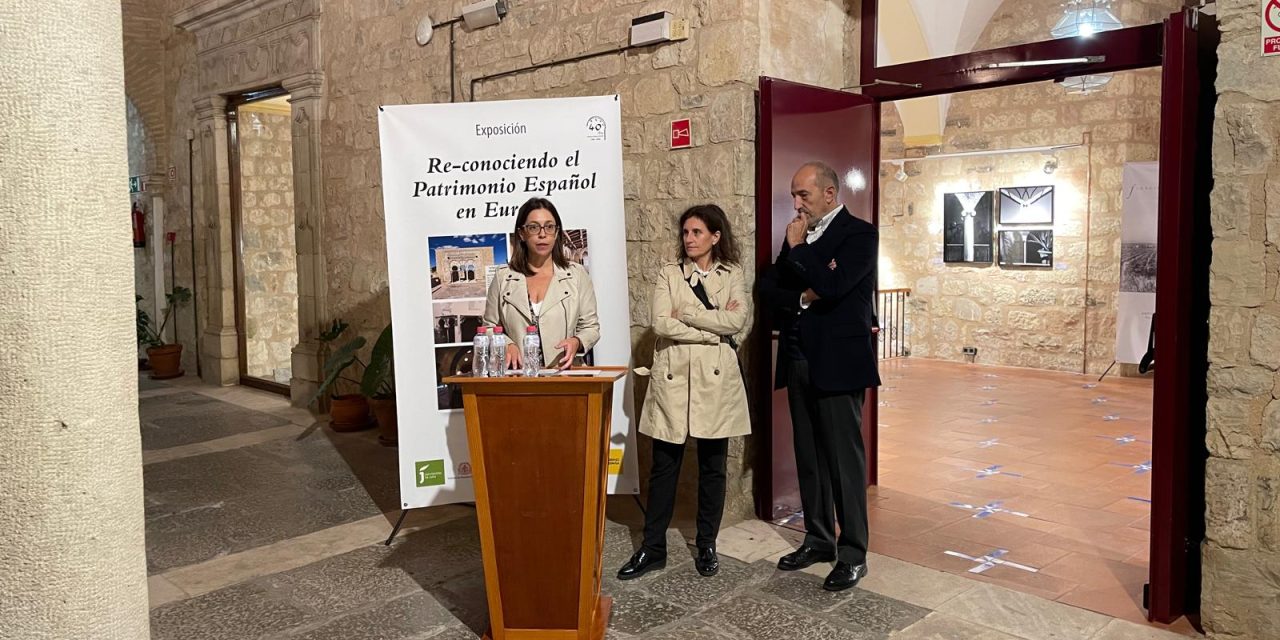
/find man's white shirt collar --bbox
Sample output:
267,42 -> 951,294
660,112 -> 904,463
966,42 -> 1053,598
806,205 -> 843,244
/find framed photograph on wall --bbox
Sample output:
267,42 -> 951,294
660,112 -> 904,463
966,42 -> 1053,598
943,190 -> 993,263
998,185 -> 1054,224
999,229 -> 1054,267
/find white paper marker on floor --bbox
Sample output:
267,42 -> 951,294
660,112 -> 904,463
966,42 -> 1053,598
944,548 -> 1039,574
949,501 -> 1030,519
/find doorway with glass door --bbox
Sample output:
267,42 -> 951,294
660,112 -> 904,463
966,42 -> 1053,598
229,91 -> 299,395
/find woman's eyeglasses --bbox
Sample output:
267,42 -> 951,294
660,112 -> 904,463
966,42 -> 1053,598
521,223 -> 559,236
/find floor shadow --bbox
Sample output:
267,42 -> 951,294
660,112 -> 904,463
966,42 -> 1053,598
380,514 -> 490,636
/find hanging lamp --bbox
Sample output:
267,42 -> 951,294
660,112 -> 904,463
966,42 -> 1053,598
1050,0 -> 1123,94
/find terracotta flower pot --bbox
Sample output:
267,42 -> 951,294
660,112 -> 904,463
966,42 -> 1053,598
146,344 -> 184,380
369,396 -> 398,447
329,394 -> 372,432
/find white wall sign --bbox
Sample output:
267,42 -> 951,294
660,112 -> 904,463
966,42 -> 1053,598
378,96 -> 639,509
1115,162 -> 1159,365
1264,0 -> 1280,56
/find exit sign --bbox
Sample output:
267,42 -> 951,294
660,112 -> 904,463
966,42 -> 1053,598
670,118 -> 691,149
129,176 -> 146,194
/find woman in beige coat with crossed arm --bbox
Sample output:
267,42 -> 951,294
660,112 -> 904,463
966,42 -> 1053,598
618,204 -> 750,581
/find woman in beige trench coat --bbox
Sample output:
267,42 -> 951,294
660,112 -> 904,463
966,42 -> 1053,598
617,204 -> 750,581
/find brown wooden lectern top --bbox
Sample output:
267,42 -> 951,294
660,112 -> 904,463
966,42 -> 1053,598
444,368 -> 625,640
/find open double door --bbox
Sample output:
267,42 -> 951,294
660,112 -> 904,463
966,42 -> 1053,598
753,8 -> 1212,625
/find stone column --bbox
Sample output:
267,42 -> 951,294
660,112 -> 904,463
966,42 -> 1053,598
284,72 -> 326,407
194,95 -> 239,386
0,1 -> 150,637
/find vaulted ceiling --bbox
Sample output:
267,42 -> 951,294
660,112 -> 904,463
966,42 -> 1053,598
877,0 -> 1006,146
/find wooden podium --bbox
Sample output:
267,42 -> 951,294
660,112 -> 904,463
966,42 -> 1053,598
444,368 -> 625,640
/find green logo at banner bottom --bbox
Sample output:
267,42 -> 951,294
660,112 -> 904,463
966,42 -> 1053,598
415,460 -> 446,487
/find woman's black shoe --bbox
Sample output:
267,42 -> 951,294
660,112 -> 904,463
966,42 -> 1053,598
617,550 -> 666,580
695,547 -> 719,577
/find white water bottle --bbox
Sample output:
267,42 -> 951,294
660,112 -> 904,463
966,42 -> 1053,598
472,327 -> 490,378
490,326 -> 507,377
523,326 -> 542,377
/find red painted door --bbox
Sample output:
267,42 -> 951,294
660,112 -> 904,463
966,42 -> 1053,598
1149,8 -> 1213,625
754,77 -> 880,521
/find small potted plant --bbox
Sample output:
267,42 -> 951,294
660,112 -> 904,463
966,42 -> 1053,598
138,287 -> 192,379
362,324 -> 397,446
309,319 -> 373,431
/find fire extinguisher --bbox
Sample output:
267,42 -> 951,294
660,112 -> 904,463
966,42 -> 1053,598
132,201 -> 146,248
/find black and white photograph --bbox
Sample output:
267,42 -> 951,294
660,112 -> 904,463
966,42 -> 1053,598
998,185 -> 1055,224
943,190 -> 994,263
1120,242 -> 1158,293
434,345 -> 477,411
999,229 -> 1054,267
433,299 -> 485,345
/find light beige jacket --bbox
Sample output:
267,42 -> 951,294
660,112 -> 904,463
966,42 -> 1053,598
483,262 -> 600,368
638,260 -> 751,444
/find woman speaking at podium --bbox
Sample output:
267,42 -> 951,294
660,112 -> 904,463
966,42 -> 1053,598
484,197 -> 600,371
618,204 -> 750,581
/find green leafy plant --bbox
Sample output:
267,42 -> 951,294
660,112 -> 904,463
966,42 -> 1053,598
309,319 -> 364,406
137,286 -> 192,348
360,324 -> 395,399
308,320 -> 396,405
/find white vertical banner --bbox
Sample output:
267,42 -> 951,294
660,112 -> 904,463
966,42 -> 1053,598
1116,161 -> 1159,364
378,96 -> 639,510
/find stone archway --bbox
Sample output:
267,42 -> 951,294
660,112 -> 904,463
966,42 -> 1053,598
176,0 -> 326,405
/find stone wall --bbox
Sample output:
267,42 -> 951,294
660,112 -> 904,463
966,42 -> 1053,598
760,0 -> 847,89
238,106 -> 299,383
1202,1 -> 1280,637
879,68 -> 1163,373
128,98 -> 158,358
320,0 -> 769,520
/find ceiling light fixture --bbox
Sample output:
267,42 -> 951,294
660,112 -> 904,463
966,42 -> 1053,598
1060,74 -> 1114,94
1050,0 -> 1123,94
1050,0 -> 1123,39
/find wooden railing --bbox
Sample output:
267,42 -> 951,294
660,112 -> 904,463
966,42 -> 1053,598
876,288 -> 911,359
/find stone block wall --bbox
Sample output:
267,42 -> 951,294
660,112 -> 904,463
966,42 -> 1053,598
879,68 -> 1162,374
238,107 -> 300,383
1202,1 -> 1280,637
320,0 -> 774,520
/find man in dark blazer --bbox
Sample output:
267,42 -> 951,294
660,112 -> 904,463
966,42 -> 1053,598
760,161 -> 880,591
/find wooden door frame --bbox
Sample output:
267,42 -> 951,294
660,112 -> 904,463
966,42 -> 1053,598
852,2 -> 1211,625
227,87 -> 292,397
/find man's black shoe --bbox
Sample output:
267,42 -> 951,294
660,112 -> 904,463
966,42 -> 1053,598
823,562 -> 868,591
617,550 -> 665,580
776,545 -> 836,571
695,547 -> 719,577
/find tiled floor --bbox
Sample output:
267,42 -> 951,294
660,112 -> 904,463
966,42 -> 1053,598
871,358 -> 1197,635
140,373 -> 1198,639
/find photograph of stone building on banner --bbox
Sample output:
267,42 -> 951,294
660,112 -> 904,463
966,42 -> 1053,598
429,233 -> 507,300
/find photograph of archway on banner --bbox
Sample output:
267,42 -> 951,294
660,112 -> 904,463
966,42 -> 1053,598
943,190 -> 993,263
998,185 -> 1055,225
428,233 -> 508,300
998,229 -> 1054,267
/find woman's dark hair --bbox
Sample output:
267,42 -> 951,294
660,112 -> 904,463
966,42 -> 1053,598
678,204 -> 741,266
509,197 -> 570,275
